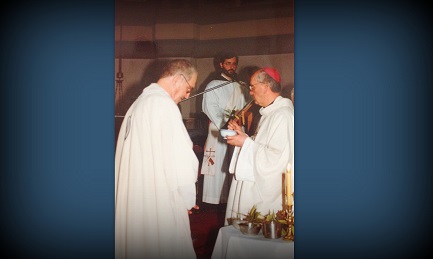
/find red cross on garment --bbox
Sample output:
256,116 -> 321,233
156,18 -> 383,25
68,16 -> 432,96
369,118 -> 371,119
205,148 -> 216,166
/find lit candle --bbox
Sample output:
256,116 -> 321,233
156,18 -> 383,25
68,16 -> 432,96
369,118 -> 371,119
286,164 -> 293,206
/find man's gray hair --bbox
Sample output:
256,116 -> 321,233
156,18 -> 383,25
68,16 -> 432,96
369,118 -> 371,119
160,59 -> 197,80
254,69 -> 281,93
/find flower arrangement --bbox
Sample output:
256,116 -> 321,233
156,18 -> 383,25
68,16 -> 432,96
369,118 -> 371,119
263,210 -> 277,222
262,210 -> 284,239
236,205 -> 264,235
243,205 -> 264,224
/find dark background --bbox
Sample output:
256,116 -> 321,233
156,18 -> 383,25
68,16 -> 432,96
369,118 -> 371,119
2,0 -> 432,258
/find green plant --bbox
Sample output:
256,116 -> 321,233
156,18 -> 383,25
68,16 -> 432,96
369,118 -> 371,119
264,210 -> 278,222
224,107 -> 240,121
243,205 -> 263,224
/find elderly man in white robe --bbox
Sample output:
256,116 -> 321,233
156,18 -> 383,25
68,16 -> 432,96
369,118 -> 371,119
224,67 -> 294,221
200,54 -> 250,205
115,59 -> 199,259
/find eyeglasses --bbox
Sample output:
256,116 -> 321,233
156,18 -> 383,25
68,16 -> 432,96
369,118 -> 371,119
180,74 -> 193,93
249,82 -> 264,91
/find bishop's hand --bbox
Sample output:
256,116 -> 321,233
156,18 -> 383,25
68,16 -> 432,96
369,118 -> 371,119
226,120 -> 248,147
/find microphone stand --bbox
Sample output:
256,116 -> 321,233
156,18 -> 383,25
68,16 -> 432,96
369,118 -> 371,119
115,80 -> 247,118
179,80 -> 235,103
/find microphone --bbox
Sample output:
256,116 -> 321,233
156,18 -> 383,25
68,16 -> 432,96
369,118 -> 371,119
179,80 -> 249,103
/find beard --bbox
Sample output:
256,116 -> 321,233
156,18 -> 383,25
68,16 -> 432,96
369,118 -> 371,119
222,69 -> 236,78
225,69 -> 235,75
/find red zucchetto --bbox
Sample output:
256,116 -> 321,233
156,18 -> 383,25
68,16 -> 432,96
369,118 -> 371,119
262,67 -> 281,83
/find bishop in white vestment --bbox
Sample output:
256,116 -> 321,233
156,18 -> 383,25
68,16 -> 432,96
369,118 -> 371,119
225,68 -> 294,220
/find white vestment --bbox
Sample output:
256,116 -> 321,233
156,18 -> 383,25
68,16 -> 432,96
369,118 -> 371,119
225,96 -> 294,220
201,79 -> 249,204
115,84 -> 198,259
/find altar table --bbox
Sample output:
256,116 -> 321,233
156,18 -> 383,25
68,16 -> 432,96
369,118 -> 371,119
211,225 -> 294,259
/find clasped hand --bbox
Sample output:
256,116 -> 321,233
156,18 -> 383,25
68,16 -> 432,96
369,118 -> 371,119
188,205 -> 199,214
226,120 -> 248,147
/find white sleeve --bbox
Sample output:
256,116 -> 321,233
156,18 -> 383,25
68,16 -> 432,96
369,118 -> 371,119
232,137 -> 256,182
178,183 -> 196,210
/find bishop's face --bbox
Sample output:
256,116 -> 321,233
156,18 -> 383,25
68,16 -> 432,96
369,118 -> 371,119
220,57 -> 238,77
249,73 -> 268,107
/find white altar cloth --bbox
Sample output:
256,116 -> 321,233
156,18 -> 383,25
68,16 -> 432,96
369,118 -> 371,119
211,225 -> 294,259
